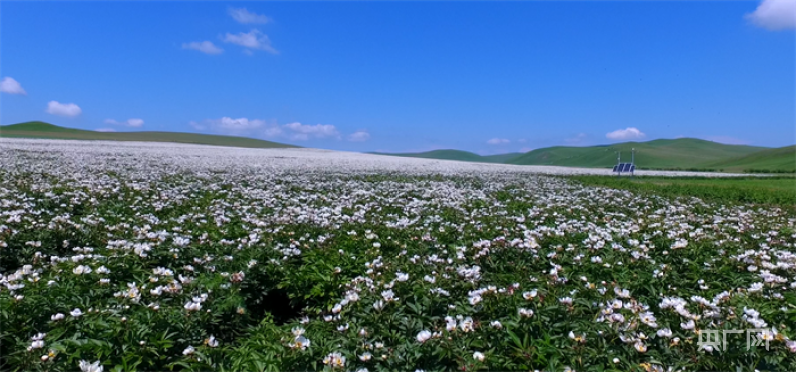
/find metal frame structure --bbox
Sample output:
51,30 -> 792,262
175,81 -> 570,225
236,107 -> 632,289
612,148 -> 636,177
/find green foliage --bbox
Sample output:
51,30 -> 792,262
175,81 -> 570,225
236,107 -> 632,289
1,169 -> 795,372
570,175 -> 796,207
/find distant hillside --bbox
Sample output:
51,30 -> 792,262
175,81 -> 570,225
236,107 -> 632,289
379,138 -> 794,173
507,138 -> 766,169
706,145 -> 796,173
373,150 -> 525,164
0,121 -> 297,149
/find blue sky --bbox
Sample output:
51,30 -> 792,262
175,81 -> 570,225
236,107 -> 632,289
1,1 -> 794,153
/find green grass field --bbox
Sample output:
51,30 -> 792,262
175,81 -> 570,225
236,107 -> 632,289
0,121 -> 296,149
706,145 -> 796,173
570,174 -> 796,206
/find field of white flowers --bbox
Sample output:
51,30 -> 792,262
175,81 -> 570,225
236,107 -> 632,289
1,139 -> 794,372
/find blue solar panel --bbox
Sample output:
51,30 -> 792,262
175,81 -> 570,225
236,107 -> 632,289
613,163 -> 635,173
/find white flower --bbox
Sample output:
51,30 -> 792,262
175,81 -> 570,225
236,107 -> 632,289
332,303 -> 343,313
523,290 -> 537,300
51,313 -> 65,321
657,328 -> 672,338
396,272 -> 409,282
473,351 -> 485,361
416,330 -> 432,343
322,352 -> 346,368
381,289 -> 398,302
490,320 -> 503,329
680,320 -> 695,330
519,308 -> 534,318
460,317 -> 475,332
70,308 -> 83,317
359,352 -> 372,361
79,360 -> 103,372
73,265 -> 92,275
204,336 -> 218,347
184,301 -> 201,312
291,335 -> 310,350
183,345 -> 195,355
748,282 -> 764,293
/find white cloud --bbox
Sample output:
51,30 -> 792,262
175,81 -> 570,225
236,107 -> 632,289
193,117 -> 341,141
0,77 -> 26,95
182,41 -> 224,55
283,122 -> 339,140
487,138 -> 510,145
46,101 -> 82,117
193,117 -> 269,136
229,8 -> 271,24
95,128 -> 116,132
606,127 -> 645,140
216,117 -> 266,130
223,30 -> 278,54
564,132 -> 588,144
105,118 -> 144,128
746,0 -> 796,30
348,130 -> 371,142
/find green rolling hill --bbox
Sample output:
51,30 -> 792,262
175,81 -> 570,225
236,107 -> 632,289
706,145 -> 796,173
506,138 -> 765,169
371,150 -> 524,164
379,139 -> 794,173
0,121 -> 297,149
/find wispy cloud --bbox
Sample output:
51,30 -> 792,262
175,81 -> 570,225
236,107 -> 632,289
348,130 -> 371,142
104,118 -> 144,128
228,8 -> 271,24
746,0 -> 796,30
46,101 -> 82,117
95,128 -> 116,132
223,30 -> 278,54
192,117 -> 343,141
0,77 -> 26,95
182,41 -> 224,55
282,122 -> 340,141
606,127 -> 645,140
564,132 -> 588,145
486,138 -> 510,145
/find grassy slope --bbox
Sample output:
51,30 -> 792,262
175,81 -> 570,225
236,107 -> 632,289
705,145 -> 796,173
0,121 -> 297,149
373,149 -> 496,163
571,175 -> 796,206
482,153 -> 523,163
507,138 -> 766,169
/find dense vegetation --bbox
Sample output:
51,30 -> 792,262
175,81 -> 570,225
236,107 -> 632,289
1,140 -> 795,372
571,175 -> 796,207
